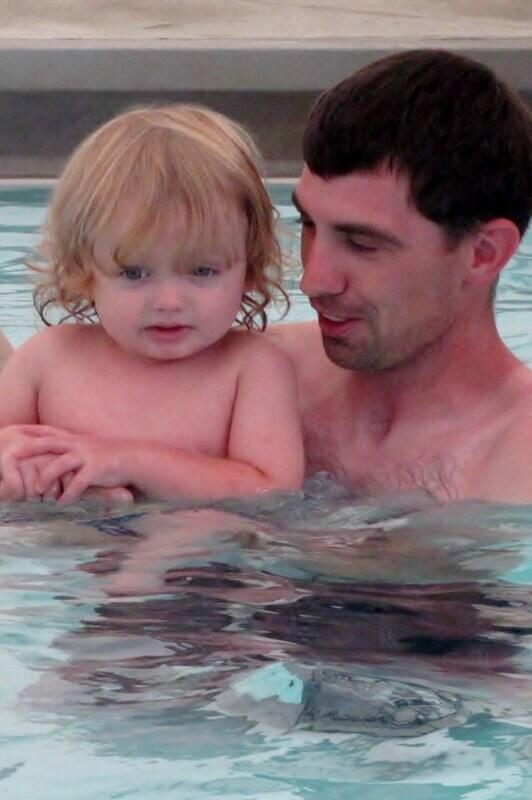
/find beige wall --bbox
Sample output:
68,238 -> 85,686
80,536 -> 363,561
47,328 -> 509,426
3,0 -> 531,40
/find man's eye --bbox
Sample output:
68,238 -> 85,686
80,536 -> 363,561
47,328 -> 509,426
193,265 -> 218,278
120,267 -> 147,281
295,215 -> 314,228
347,240 -> 378,253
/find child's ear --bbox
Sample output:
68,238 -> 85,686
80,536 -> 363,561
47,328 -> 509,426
468,219 -> 521,285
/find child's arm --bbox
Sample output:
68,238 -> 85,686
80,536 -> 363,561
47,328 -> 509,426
0,329 -> 13,372
0,335 -> 54,498
36,338 -> 305,503
0,334 -> 92,499
0,335 -> 134,503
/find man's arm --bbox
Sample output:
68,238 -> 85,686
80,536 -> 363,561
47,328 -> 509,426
36,339 -> 305,503
472,415 -> 532,504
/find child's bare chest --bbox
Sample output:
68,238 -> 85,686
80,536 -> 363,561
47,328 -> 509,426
37,348 -> 238,456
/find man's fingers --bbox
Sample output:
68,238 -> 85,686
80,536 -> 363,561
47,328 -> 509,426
101,487 -> 134,505
78,486 -> 135,507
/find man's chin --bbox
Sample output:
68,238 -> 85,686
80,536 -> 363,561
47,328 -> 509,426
321,336 -> 381,371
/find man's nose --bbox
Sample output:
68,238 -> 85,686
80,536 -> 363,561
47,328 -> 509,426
299,233 -> 347,299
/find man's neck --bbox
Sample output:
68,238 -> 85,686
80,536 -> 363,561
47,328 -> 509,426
350,313 -> 521,438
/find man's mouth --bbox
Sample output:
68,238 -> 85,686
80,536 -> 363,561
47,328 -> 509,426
316,311 -> 364,337
320,313 -> 349,322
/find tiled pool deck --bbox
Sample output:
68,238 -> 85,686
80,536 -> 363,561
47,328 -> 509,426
1,0 -> 531,176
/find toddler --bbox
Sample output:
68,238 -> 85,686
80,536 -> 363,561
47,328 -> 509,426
0,105 -> 304,503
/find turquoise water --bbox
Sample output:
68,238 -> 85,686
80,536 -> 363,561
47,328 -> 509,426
0,185 -> 532,799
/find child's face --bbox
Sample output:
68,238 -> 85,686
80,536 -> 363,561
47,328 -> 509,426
89,205 -> 249,362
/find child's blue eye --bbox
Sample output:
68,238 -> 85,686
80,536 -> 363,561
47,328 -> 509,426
120,267 -> 147,281
193,265 -> 218,278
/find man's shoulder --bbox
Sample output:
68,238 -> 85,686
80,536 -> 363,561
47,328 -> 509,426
474,368 -> 532,503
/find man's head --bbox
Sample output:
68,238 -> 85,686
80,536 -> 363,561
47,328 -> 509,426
296,50 -> 532,372
303,49 -> 532,242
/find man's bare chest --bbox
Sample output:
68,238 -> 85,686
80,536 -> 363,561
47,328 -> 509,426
301,402 -> 492,502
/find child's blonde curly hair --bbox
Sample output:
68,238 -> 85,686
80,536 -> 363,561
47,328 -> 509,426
34,104 -> 288,330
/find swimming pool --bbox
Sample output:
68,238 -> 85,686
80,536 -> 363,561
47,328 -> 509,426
1,184 -> 532,799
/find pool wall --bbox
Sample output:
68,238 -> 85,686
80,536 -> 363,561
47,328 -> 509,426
1,2 -> 531,178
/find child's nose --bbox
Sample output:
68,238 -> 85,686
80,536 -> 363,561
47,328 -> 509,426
151,279 -> 187,311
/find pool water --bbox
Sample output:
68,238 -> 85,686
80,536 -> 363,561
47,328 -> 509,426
0,185 -> 532,800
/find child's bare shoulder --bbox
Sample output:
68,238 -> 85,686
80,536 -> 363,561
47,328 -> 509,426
225,329 -> 297,374
10,324 -> 100,370
20,323 -> 94,353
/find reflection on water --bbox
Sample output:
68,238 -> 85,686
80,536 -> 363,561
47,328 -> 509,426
1,480 -> 532,798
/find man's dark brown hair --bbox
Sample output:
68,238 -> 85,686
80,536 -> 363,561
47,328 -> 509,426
303,49 -> 532,240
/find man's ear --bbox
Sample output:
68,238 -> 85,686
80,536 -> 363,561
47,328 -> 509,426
468,219 -> 521,284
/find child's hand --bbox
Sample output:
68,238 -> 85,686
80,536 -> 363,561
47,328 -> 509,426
61,470 -> 135,507
34,433 -> 131,505
0,424 -> 73,501
0,452 -> 62,501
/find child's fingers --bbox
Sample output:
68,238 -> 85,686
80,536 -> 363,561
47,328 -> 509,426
56,470 -> 91,505
0,470 -> 24,501
0,455 -> 27,500
35,453 -> 81,495
16,425 -> 74,438
18,458 -> 41,500
12,436 -> 71,461
42,480 -> 62,502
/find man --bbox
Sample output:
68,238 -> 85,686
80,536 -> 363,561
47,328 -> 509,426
272,49 -> 532,503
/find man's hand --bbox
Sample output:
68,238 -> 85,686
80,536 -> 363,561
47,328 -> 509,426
61,469 -> 135,506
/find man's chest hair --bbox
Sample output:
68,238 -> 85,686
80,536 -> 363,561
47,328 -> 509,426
303,420 -> 461,501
